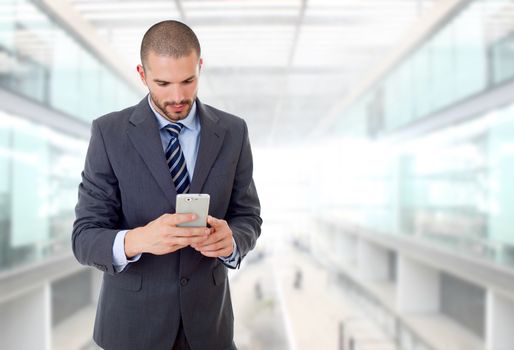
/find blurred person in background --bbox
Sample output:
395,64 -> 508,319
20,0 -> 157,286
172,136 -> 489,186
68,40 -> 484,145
72,20 -> 262,350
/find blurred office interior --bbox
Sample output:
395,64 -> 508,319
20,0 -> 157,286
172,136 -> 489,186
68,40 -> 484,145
2,0 -> 514,349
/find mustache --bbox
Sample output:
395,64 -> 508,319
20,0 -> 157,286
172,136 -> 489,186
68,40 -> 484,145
164,99 -> 192,107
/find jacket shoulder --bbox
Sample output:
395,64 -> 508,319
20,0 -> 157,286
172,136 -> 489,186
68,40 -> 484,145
202,103 -> 246,129
94,105 -> 136,128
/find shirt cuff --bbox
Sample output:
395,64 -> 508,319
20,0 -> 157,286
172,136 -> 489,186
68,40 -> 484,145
218,237 -> 239,269
113,230 -> 141,273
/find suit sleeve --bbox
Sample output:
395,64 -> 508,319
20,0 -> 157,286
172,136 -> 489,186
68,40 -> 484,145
72,120 -> 122,275
226,120 -> 262,268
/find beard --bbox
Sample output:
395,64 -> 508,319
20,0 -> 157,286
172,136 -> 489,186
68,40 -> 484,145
149,93 -> 195,122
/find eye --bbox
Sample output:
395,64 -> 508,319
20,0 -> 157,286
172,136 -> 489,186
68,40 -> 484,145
157,82 -> 168,86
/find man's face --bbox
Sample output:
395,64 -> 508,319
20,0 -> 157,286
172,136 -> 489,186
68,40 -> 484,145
137,51 -> 202,122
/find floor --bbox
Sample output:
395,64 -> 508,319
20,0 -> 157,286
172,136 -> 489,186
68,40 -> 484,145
231,241 -> 398,350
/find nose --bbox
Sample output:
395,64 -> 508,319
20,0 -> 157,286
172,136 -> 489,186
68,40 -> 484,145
169,84 -> 185,104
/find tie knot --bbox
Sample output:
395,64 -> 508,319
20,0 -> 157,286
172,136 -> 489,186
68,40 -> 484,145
165,123 -> 184,139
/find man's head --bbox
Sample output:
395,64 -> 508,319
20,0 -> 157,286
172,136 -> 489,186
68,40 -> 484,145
137,20 -> 202,122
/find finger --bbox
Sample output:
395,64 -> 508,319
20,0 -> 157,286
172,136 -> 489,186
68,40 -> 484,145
191,231 -> 223,249
207,215 -> 227,228
197,238 -> 230,253
169,243 -> 188,251
199,247 -> 232,258
170,235 -> 208,247
164,213 -> 198,226
169,226 -> 211,238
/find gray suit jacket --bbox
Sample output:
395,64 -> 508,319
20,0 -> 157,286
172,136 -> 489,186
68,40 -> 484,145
72,96 -> 262,350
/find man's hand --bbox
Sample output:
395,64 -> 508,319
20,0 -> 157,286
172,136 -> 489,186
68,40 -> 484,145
124,213 -> 211,258
191,215 -> 234,258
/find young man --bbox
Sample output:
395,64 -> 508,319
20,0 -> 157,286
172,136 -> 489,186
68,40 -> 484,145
72,20 -> 262,350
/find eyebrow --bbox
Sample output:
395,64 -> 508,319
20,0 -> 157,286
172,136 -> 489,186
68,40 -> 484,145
153,75 -> 196,84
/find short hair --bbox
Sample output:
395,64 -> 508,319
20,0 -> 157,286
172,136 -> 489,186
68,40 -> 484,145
140,20 -> 201,67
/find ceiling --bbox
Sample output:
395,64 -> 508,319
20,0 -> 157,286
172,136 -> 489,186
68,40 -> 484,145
66,0 -> 437,147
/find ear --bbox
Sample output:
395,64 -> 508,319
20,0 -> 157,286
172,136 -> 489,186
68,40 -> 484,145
199,58 -> 203,72
136,64 -> 147,86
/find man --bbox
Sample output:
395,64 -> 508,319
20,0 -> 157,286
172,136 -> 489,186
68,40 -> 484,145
72,20 -> 262,350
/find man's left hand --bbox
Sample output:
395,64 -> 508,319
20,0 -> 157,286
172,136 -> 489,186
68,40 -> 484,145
191,215 -> 234,258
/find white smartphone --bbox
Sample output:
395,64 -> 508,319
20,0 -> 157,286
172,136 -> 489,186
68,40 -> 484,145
175,193 -> 210,227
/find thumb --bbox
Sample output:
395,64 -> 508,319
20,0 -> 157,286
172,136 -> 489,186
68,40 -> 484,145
207,215 -> 225,228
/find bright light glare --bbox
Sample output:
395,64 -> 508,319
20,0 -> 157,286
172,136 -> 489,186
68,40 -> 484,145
75,1 -> 176,12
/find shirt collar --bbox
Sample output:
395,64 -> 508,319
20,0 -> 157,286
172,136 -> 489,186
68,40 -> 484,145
147,94 -> 198,131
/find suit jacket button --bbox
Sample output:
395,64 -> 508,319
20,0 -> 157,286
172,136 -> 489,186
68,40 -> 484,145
180,277 -> 189,286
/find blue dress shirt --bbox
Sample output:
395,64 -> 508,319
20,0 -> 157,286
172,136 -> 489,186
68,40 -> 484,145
112,96 -> 239,272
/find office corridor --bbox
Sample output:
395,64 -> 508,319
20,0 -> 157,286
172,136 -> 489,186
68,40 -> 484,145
234,241 -> 398,350
3,1 -> 514,349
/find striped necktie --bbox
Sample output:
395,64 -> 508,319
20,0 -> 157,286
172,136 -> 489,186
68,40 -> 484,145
164,123 -> 190,194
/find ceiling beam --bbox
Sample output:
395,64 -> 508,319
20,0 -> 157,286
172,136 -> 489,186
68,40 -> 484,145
287,0 -> 307,68
174,0 -> 186,20
310,0 -> 470,139
39,0 -> 145,94
265,0 -> 308,146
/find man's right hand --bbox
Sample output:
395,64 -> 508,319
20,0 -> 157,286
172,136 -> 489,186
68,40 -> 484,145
124,213 -> 211,258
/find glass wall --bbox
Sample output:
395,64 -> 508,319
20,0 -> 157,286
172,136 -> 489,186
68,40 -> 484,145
323,90 -> 514,269
487,0 -> 514,85
0,111 -> 87,271
338,0 -> 514,137
324,0 -> 514,268
0,0 -> 143,272
0,0 -> 141,122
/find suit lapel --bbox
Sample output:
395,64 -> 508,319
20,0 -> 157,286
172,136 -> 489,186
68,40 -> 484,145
190,99 -> 226,193
127,96 -> 177,208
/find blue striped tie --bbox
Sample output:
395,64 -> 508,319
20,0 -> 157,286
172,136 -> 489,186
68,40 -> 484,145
164,123 -> 190,194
